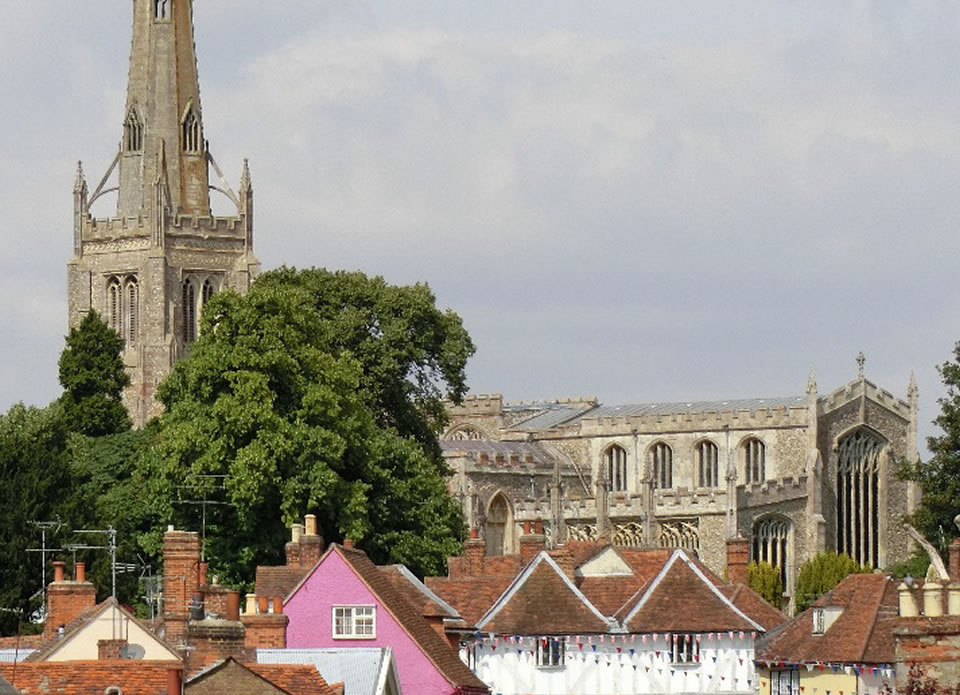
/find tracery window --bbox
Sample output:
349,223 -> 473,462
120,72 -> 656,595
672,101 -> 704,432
106,275 -> 137,348
743,437 -> 765,484
696,440 -> 719,488
182,108 -> 202,153
154,0 -> 168,20
650,442 -> 673,489
836,428 -> 883,567
182,280 -> 197,344
752,516 -> 790,592
604,444 -> 627,492
107,277 -> 122,334
485,493 -> 512,556
124,278 -> 139,347
124,108 -> 143,152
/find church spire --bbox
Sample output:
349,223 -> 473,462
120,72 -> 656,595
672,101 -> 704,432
117,0 -> 210,218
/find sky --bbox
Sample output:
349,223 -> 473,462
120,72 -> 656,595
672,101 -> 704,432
1,1 -> 958,453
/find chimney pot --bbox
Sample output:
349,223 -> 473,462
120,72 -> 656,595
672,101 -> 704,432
923,581 -> 944,617
75,562 -> 86,583
199,563 -> 208,586
53,561 -> 65,583
725,537 -> 750,586
272,597 -> 283,614
258,596 -> 269,615
304,514 -> 317,537
244,593 -> 257,616
470,528 -> 479,540
898,582 -> 920,617
343,538 -> 354,550
226,591 -> 241,621
523,520 -> 532,535
167,668 -> 183,695
291,523 -> 304,543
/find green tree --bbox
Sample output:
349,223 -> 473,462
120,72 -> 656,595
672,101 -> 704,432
748,560 -> 783,609
0,403 -> 70,635
901,343 -> 960,551
58,310 -> 131,437
794,552 -> 871,612
140,268 -> 471,582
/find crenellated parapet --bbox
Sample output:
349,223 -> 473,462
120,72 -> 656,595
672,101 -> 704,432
737,473 -> 808,508
577,402 -> 809,437
818,378 -> 911,420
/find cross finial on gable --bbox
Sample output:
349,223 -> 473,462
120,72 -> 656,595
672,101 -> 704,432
856,351 -> 865,378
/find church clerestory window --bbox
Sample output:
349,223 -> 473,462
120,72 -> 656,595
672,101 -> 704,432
697,440 -> 719,488
182,108 -> 202,153
650,442 -> 673,489
753,516 -> 790,595
836,428 -> 883,568
743,437 -> 765,484
604,445 -> 628,492
124,109 -> 143,152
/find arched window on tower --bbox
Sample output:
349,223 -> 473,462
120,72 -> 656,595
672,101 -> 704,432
182,108 -> 202,153
752,516 -> 791,597
202,278 -> 215,306
154,0 -> 168,20
836,428 -> 884,568
124,109 -> 143,152
604,445 -> 628,492
743,437 -> 766,484
485,493 -> 513,556
124,277 -> 139,347
649,442 -> 673,489
696,440 -> 719,488
182,279 -> 197,344
107,277 -> 122,335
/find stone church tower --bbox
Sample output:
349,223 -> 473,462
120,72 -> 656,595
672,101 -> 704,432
67,0 -> 259,426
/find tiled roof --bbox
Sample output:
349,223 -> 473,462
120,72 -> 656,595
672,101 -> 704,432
577,548 -> 672,617
248,663 -> 339,695
757,573 -> 898,664
258,647 -> 397,695
425,575 -> 516,627
717,584 -> 788,632
478,554 -> 611,635
619,551 -> 764,633
0,636 -> 43,651
0,660 -> 177,694
256,566 -> 311,601
379,565 -> 459,619
334,546 -> 489,693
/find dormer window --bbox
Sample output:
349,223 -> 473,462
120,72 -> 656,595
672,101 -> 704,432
182,108 -> 202,153
812,607 -> 825,634
124,108 -> 143,152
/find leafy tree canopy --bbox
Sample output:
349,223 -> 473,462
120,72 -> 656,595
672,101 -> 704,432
58,310 -> 131,437
748,560 -> 783,610
794,552 -> 871,613
142,268 -> 472,582
901,342 -> 960,551
0,403 -> 70,634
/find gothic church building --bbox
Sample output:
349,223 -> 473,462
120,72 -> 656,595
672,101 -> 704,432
67,0 -> 259,426
441,365 -> 920,610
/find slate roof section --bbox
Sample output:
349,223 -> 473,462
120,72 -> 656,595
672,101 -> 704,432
757,572 -> 898,665
619,550 -> 765,633
477,553 -> 612,635
506,406 -> 593,431
0,674 -> 17,695
0,661 -> 177,695
256,565 -> 311,601
576,396 -> 807,421
319,546 -> 489,693
258,647 -> 398,695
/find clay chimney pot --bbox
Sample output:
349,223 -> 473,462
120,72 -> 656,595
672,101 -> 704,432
53,561 -> 65,583
75,562 -> 85,583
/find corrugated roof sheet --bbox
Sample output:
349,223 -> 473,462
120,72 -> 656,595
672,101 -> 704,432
258,648 -> 387,695
580,395 -> 806,420
507,406 -> 592,431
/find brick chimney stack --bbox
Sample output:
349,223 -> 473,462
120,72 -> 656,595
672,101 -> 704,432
241,594 -> 288,650
725,536 -> 750,586
45,560 -> 97,639
520,520 -> 547,565
162,528 -> 202,649
463,528 -> 485,576
285,524 -> 304,567
299,514 -> 323,568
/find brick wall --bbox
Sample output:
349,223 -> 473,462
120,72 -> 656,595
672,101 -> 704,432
163,529 -> 201,649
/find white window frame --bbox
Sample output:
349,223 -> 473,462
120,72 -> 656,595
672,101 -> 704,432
771,668 -> 800,695
332,605 -> 376,639
669,634 -> 699,665
535,636 -> 565,669
812,608 -> 825,634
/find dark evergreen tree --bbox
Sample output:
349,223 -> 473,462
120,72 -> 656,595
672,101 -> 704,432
902,342 -> 960,551
794,552 -> 871,612
58,310 -> 131,437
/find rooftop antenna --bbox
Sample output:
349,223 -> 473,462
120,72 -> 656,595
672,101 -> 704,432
25,520 -> 65,619
175,474 -> 233,561
65,527 -> 119,638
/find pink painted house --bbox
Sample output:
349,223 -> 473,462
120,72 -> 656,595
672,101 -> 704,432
282,542 -> 488,695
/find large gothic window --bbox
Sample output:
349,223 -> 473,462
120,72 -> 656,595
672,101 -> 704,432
107,277 -> 122,334
836,428 -> 883,567
124,108 -> 143,152
485,493 -> 513,556
650,442 -> 673,489
106,275 -> 137,348
696,440 -> 719,488
743,437 -> 766,484
604,445 -> 628,492
182,280 -> 197,344
124,278 -> 139,347
182,108 -> 202,153
753,516 -> 790,594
